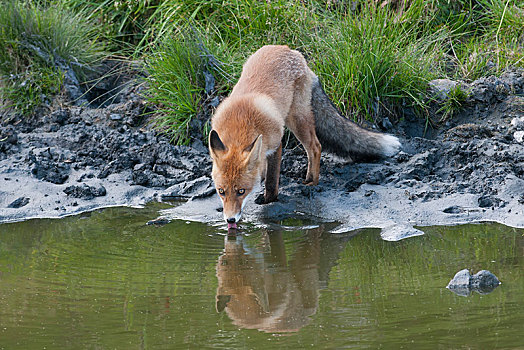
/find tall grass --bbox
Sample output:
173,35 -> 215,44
144,29 -> 210,145
140,0 -> 523,140
446,0 -> 524,80
143,1 -> 319,143
139,0 -> 320,57
0,1 -> 104,115
310,2 -> 448,121
2,0 -> 523,139
55,0 -> 160,52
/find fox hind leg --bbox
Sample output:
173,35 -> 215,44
287,113 -> 321,186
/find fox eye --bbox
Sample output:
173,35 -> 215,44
237,189 -> 245,196
218,188 -> 225,195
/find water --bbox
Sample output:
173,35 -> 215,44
0,204 -> 523,349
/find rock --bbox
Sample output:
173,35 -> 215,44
77,173 -> 95,182
380,224 -> 425,241
203,69 -> 215,94
31,161 -> 70,184
511,117 -> 524,130
470,270 -> 501,289
49,109 -> 70,125
514,131 -> 524,143
7,197 -> 30,208
146,216 -> 170,226
161,176 -> 215,200
443,205 -> 465,214
0,128 -> 18,145
445,123 -> 492,140
28,148 -> 71,184
447,269 -> 501,296
470,75 -> 511,103
63,184 -> 107,200
428,79 -> 462,100
400,150 -> 438,181
0,127 -> 18,155
447,269 -> 472,288
478,195 -> 504,208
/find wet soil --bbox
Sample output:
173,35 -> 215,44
1,67 -> 523,231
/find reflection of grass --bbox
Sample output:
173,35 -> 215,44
0,213 -> 522,348
318,223 -> 523,348
328,223 -> 521,301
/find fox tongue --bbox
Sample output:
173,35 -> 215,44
227,222 -> 237,230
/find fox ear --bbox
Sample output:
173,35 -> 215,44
244,134 -> 263,170
209,130 -> 226,158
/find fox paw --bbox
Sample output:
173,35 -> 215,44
255,194 -> 266,205
302,179 -> 319,186
255,193 -> 278,205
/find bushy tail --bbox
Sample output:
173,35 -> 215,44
312,78 -> 401,161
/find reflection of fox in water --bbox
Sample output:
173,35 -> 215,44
216,228 -> 347,333
216,231 -> 319,332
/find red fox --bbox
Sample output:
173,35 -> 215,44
209,45 -> 401,227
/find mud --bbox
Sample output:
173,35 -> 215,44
1,68 -> 523,233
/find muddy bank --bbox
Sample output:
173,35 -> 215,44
1,69 -> 523,231
0,80 -> 211,223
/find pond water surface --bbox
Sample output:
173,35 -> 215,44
0,204 -> 523,349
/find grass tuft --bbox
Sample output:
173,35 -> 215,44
56,0 -> 160,52
436,83 -> 470,121
0,1 -> 104,116
309,2 -> 447,121
143,27 -> 229,145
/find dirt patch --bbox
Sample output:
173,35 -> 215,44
1,68 -> 523,229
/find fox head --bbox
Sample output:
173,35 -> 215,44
209,130 -> 264,224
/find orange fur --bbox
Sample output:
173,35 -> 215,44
209,45 -> 400,223
210,45 -> 320,223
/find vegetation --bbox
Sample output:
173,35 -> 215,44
0,0 -> 523,143
0,1 -> 104,115
309,3 -> 448,121
143,27 -> 227,144
436,83 -> 471,121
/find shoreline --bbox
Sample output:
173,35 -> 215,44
1,70 -> 523,230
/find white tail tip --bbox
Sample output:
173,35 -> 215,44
381,135 -> 401,157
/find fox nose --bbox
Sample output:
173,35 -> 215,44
226,217 -> 236,224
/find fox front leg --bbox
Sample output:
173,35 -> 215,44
264,143 -> 282,203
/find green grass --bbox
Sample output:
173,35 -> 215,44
309,2 -> 448,121
140,0 -> 318,50
1,0 -> 523,141
143,27 -> 220,145
142,1 -> 320,143
446,0 -> 524,80
0,1 -> 104,116
55,0 -> 160,52
436,83 -> 471,121
140,0 -> 524,141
